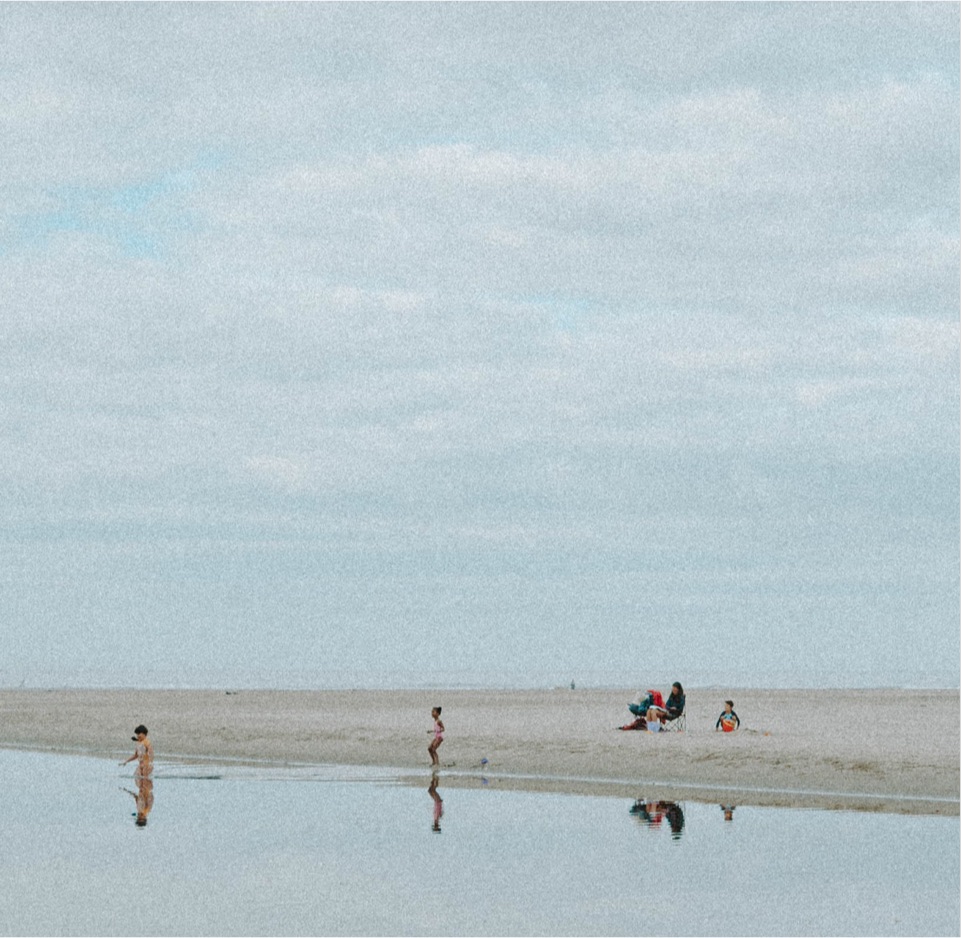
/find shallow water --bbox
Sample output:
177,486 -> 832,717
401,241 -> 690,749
0,750 -> 956,937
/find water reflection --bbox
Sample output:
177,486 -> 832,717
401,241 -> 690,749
1,751 -> 956,937
629,799 -> 685,840
428,772 -> 444,832
122,775 -> 154,827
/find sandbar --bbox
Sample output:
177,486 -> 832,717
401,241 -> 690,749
0,687 -> 956,815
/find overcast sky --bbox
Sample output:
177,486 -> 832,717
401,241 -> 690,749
1,3 -> 958,689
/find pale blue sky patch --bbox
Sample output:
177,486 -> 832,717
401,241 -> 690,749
10,182 -> 162,258
4,155 -> 224,260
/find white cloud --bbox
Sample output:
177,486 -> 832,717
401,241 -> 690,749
0,3 -> 956,687
244,455 -> 308,493
883,317 -> 959,363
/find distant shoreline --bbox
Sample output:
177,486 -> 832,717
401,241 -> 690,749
3,681 -> 958,692
1,687 -> 957,816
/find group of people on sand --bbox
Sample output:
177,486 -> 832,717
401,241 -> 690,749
619,682 -> 686,731
619,682 -> 741,733
118,694 -> 739,828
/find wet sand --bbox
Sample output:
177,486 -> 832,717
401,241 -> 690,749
0,687 -> 956,815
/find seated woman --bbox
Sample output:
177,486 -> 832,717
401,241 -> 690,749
646,682 -> 685,728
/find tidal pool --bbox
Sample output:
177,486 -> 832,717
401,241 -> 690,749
0,749 -> 956,936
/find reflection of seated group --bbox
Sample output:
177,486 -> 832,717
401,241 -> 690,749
629,799 -> 685,839
620,682 -> 685,731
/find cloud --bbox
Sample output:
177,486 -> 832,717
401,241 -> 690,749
142,64 -> 951,317
2,10 -> 956,326
0,4 -> 956,686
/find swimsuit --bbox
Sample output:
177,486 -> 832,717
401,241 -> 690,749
135,741 -> 154,777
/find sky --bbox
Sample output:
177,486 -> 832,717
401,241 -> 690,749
1,3 -> 958,690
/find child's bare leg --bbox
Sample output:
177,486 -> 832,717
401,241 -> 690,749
428,740 -> 439,765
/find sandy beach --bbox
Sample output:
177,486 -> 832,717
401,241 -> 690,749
0,687 -> 956,815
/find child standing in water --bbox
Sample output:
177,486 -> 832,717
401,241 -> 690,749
120,724 -> 154,778
427,707 -> 444,766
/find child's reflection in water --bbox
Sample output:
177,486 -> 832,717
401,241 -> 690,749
428,772 -> 444,833
123,776 -> 154,827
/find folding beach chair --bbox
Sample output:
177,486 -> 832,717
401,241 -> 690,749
661,710 -> 686,732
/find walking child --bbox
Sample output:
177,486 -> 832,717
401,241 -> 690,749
427,707 -> 444,766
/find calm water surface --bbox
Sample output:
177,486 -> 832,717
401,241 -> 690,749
0,750 -> 956,937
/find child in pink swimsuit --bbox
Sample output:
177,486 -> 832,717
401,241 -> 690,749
428,707 -> 445,766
